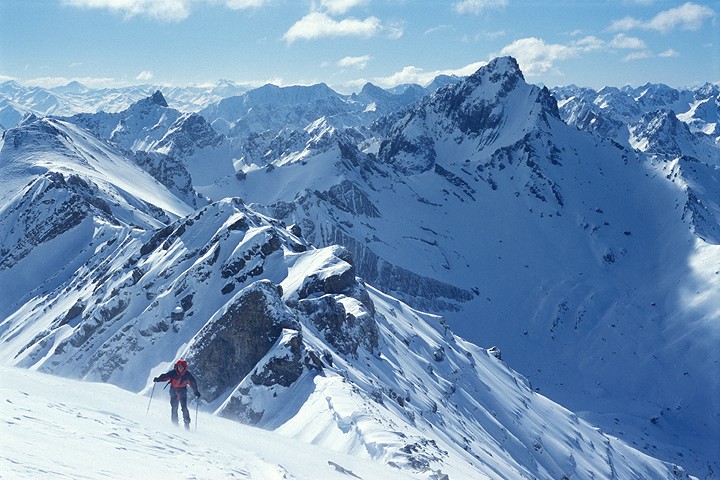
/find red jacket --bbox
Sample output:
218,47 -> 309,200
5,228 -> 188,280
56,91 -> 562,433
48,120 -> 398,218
156,368 -> 200,396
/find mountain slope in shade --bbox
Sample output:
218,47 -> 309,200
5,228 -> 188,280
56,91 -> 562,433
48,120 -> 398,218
216,58 -> 720,477
0,192 -> 690,478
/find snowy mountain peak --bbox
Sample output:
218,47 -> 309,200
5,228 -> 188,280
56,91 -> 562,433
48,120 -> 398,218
51,81 -> 89,95
359,81 -> 392,99
149,90 -> 169,108
468,56 -> 524,85
18,111 -> 40,126
246,82 -> 338,106
377,56 -> 562,175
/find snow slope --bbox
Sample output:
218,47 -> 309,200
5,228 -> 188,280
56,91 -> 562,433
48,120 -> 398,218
1,366 -> 423,480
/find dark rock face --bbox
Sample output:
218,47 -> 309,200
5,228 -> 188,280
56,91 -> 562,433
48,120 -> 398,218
250,329 -> 304,387
185,280 -> 299,401
217,328 -> 316,424
319,180 -> 381,218
133,151 -> 197,207
299,293 -> 378,357
296,247 -> 356,300
150,90 -> 169,108
156,113 -> 225,158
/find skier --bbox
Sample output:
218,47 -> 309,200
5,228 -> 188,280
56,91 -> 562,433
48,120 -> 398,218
153,359 -> 201,429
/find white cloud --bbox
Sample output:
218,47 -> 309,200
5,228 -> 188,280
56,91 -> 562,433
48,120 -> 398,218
609,33 -> 647,49
610,2 -> 715,33
659,48 -> 680,57
61,0 -> 191,21
283,12 -> 381,43
337,55 -> 372,70
624,50 -> 653,61
225,0 -> 267,8
319,0 -> 367,15
370,60 -> 487,88
385,21 -> 405,40
490,35 -> 613,77
425,25 -> 452,36
136,71 -> 154,81
610,16 -> 644,31
497,37 -> 578,76
453,0 -> 507,15
61,0 -> 268,21
573,36 -> 605,52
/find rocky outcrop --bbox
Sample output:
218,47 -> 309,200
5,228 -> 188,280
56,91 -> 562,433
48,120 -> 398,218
216,328 -> 325,424
185,280 -> 299,401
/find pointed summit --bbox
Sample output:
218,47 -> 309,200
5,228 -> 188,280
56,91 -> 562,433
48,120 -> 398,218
150,90 -> 169,108
465,56 -> 525,90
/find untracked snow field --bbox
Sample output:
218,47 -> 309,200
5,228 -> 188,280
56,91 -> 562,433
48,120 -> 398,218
0,367 -> 425,480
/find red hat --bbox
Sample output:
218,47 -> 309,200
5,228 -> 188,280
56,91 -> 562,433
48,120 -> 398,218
175,359 -> 188,372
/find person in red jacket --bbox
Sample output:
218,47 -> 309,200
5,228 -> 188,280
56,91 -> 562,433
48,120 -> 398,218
154,359 -> 201,429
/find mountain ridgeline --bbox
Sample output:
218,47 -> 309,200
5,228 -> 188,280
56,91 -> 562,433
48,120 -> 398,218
1,56 -> 719,478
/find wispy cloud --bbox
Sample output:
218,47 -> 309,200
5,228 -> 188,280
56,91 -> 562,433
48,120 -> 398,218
425,24 -> 452,36
283,12 -> 386,43
496,36 -> 604,76
623,50 -> 653,61
609,33 -> 647,49
61,0 -> 192,21
337,55 -> 372,70
610,2 -> 715,33
453,0 -> 507,15
624,48 -> 681,61
366,60 -> 487,88
61,0 -> 268,21
659,48 -> 680,57
225,0 -> 266,8
136,71 -> 154,81
319,0 -> 368,15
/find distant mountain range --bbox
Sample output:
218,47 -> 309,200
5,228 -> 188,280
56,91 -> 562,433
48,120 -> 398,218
1,57 -> 719,478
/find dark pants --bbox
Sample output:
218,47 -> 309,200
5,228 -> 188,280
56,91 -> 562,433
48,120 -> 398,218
170,387 -> 190,426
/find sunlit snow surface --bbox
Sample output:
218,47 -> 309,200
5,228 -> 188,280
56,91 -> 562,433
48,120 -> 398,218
1,367 -> 423,480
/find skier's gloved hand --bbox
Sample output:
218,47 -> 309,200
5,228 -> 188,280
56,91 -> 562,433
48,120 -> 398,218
153,377 -> 160,382
195,392 -> 201,398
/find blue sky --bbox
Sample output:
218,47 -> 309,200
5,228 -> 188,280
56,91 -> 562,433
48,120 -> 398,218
0,0 -> 718,92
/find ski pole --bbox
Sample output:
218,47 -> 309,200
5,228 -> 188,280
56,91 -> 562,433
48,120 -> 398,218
195,398 -> 199,432
146,382 -> 156,415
